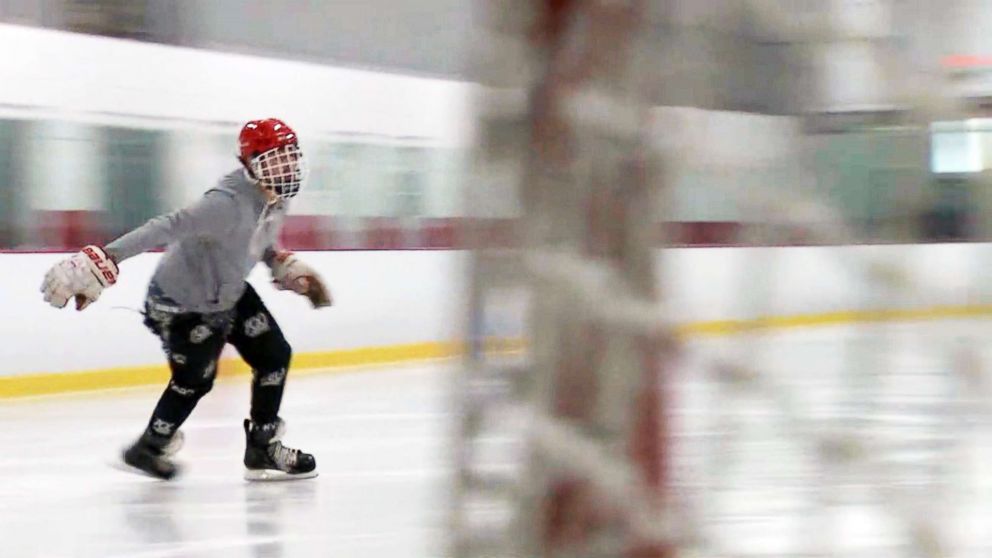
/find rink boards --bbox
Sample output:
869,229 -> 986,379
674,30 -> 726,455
3,244 -> 992,397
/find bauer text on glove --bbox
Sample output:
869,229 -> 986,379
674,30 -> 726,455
40,245 -> 119,311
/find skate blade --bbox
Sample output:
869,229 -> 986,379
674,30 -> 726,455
108,457 -> 179,481
244,468 -> 319,482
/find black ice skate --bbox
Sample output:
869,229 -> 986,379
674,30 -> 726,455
121,430 -> 184,480
243,418 -> 317,481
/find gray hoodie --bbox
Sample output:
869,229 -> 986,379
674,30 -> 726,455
105,169 -> 287,313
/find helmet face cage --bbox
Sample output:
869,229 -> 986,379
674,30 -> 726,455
249,144 -> 308,200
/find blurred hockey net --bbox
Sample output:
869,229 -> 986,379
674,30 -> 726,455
452,1 -> 992,557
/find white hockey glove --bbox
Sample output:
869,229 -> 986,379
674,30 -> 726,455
270,251 -> 332,308
41,245 -> 119,311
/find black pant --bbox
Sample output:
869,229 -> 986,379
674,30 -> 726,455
142,283 -> 292,440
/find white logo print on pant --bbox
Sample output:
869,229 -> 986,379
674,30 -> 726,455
258,367 -> 287,387
243,312 -> 270,338
168,382 -> 196,397
152,419 -> 175,436
190,325 -> 212,344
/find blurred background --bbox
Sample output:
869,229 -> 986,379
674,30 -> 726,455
0,0 -> 473,251
1,0 -> 992,251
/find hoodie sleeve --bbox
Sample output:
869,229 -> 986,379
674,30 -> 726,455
260,201 -> 290,269
104,190 -> 238,263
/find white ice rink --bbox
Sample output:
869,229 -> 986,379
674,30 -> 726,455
5,321 -> 992,558
0,364 -> 453,558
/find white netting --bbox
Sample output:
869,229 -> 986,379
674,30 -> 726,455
452,2 -> 992,558
250,144 -> 308,200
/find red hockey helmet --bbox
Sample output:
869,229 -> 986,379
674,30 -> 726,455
238,118 -> 308,200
